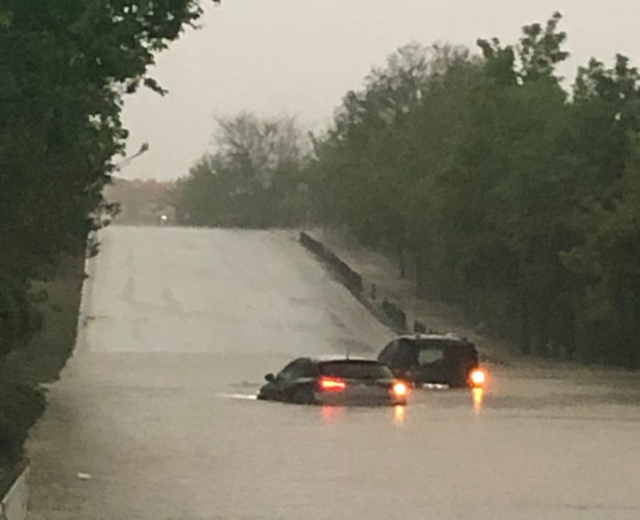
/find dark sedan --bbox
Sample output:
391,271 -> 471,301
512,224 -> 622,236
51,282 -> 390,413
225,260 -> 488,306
257,356 -> 409,406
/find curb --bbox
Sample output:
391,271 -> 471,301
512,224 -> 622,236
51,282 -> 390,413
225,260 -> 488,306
0,465 -> 29,520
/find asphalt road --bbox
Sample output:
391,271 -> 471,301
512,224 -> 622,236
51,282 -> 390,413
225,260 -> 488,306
28,226 -> 640,520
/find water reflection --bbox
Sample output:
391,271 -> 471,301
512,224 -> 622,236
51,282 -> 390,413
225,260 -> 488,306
321,405 -> 345,424
472,387 -> 484,412
320,404 -> 408,426
217,393 -> 257,400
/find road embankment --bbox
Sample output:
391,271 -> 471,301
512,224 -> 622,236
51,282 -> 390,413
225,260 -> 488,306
0,255 -> 85,514
299,231 -> 411,334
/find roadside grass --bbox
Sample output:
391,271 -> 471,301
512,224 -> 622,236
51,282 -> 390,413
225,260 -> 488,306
0,255 -> 84,496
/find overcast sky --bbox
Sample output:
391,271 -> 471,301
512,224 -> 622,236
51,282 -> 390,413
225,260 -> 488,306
121,0 -> 640,181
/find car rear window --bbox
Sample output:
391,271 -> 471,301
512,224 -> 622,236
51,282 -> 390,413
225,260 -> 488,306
418,347 -> 444,365
320,361 -> 393,379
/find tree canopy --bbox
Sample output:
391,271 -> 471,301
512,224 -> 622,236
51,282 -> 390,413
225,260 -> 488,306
177,112 -> 312,228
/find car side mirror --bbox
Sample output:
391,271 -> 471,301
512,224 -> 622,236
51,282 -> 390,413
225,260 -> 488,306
265,373 -> 276,383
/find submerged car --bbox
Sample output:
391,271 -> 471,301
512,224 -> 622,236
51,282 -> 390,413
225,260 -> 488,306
257,356 -> 409,406
377,333 -> 486,388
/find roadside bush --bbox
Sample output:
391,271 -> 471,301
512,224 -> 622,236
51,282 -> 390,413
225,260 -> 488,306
0,381 -> 45,467
0,274 -> 35,358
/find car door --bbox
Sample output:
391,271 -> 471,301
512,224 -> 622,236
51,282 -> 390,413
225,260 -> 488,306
378,341 -> 400,366
384,340 -> 418,379
275,359 -> 317,400
264,359 -> 303,400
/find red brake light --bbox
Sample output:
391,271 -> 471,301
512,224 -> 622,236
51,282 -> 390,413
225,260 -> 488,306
319,377 -> 347,392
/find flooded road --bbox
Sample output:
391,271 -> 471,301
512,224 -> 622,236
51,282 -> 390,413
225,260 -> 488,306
28,226 -> 640,519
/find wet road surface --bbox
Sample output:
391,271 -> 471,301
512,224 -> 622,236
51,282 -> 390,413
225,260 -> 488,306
28,226 -> 640,519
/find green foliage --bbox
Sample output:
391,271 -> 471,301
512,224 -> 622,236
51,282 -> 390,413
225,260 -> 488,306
177,112 -> 312,228
0,275 -> 41,359
560,56 -> 640,365
312,13 -> 640,367
0,380 -> 45,467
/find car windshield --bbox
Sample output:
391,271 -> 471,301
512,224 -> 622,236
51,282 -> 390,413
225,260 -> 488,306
320,361 -> 393,379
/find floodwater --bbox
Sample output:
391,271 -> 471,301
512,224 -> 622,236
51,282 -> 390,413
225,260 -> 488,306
28,226 -> 640,519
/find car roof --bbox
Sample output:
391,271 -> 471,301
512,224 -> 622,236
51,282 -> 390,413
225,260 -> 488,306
305,355 -> 381,365
395,333 -> 474,345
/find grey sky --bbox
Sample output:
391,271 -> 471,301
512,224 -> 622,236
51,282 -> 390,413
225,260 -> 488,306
121,0 -> 640,181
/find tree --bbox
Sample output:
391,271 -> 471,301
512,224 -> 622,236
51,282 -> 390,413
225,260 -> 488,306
311,13 -> 640,366
312,43 -> 462,276
177,112 -> 311,227
561,55 -> 640,365
454,15 -> 573,354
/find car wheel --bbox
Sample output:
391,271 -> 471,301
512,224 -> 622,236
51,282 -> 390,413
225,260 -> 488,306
292,387 -> 315,405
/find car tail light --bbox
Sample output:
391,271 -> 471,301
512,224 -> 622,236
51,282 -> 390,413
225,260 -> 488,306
392,381 -> 409,398
469,369 -> 486,387
319,377 -> 347,392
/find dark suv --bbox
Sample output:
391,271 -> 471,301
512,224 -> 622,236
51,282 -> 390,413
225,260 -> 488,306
377,334 -> 482,388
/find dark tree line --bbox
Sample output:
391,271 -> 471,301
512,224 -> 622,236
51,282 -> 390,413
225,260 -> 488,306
310,14 -> 640,366
0,0 -> 214,470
